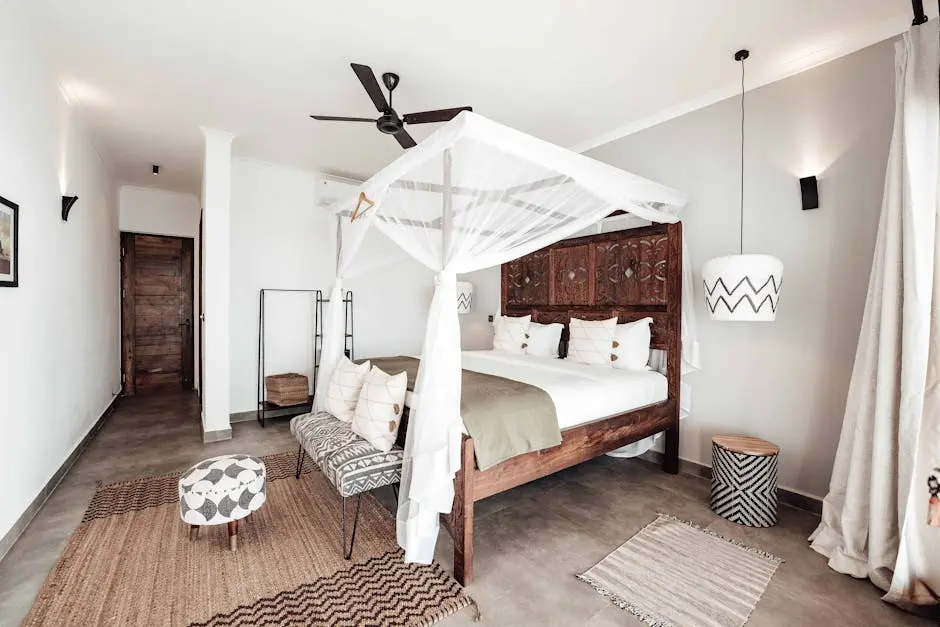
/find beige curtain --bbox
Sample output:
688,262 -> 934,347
809,19 -> 940,613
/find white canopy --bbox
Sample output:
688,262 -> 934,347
315,111 -> 694,563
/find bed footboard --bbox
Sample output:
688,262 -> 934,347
443,399 -> 676,586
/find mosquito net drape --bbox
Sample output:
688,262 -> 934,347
315,112 -> 689,562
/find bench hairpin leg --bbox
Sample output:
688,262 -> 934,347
343,494 -> 362,560
392,483 -> 400,505
294,444 -> 305,479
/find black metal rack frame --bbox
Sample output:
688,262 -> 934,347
256,288 -> 353,427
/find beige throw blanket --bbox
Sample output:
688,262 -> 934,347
367,356 -> 561,470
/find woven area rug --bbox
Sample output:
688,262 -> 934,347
24,451 -> 472,626
577,514 -> 781,627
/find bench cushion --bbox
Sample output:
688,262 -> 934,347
291,411 -> 403,498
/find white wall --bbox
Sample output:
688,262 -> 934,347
119,186 -> 201,389
0,3 -> 119,541
229,159 -> 335,414
469,39 -> 896,499
228,160 -> 436,414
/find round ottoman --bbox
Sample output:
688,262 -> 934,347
710,435 -> 779,528
178,454 -> 266,550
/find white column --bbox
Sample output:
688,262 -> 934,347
200,127 -> 234,441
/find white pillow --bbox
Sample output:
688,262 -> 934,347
493,314 -> 530,354
612,318 -> 653,370
325,357 -> 371,422
567,317 -> 617,366
352,366 -> 407,452
525,322 -> 564,358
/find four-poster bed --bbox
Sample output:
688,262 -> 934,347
441,221 -> 683,584
312,111 -> 696,586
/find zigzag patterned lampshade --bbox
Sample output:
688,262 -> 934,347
456,281 -> 473,314
702,254 -> 783,321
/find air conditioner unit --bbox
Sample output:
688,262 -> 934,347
317,174 -> 363,210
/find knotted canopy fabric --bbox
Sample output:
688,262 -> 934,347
314,112 -> 692,563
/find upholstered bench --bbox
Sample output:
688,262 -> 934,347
290,411 -> 403,558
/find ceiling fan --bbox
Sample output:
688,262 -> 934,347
310,63 -> 472,149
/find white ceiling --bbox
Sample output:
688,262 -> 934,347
26,0 -> 926,195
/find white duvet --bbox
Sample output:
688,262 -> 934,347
406,350 -> 667,431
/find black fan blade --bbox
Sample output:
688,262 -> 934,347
351,63 -> 389,112
394,129 -> 417,149
403,107 -> 472,125
310,115 -> 376,122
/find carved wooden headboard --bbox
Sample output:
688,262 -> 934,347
500,222 -> 683,399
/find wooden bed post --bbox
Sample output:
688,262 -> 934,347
663,221 -> 683,475
450,436 -> 475,586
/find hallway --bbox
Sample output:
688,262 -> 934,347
0,393 -> 296,625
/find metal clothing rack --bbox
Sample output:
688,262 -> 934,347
255,289 -> 354,427
313,290 -> 355,392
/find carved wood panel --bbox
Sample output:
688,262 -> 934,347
595,234 -> 668,306
550,245 -> 594,306
504,249 -> 549,307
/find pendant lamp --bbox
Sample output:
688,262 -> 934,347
702,49 -> 783,321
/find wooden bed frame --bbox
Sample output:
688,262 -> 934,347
441,221 -> 683,586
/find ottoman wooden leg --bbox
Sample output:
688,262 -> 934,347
189,525 -> 199,541
228,520 -> 238,551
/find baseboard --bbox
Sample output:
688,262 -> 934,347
229,410 -> 256,424
0,394 -> 120,562
202,427 -> 232,443
638,450 -> 823,515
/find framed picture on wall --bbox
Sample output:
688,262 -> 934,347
0,195 -> 19,287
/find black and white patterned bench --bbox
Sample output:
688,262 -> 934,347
290,411 -> 403,558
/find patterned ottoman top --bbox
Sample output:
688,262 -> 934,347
180,454 -> 266,496
179,454 -> 267,525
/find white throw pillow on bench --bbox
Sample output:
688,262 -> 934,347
325,357 -> 371,422
352,366 -> 408,453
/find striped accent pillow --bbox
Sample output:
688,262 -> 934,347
325,357 -> 371,422
567,317 -> 617,366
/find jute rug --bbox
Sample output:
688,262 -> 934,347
577,514 -> 781,627
24,451 -> 473,626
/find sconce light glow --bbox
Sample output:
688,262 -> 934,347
59,79 -> 112,107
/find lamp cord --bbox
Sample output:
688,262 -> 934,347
739,56 -> 745,256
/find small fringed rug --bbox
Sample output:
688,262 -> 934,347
577,514 -> 781,627
24,450 -> 473,626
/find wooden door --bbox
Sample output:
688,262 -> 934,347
121,233 -> 195,394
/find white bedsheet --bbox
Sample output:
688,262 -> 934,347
405,350 -> 667,430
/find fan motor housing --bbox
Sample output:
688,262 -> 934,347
376,112 -> 403,134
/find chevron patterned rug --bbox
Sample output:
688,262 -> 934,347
24,450 -> 473,626
578,514 -> 781,627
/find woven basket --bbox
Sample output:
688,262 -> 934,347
264,373 -> 309,407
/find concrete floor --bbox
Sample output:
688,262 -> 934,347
0,392 -> 930,626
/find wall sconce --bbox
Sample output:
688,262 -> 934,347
800,176 -> 819,210
61,195 -> 79,221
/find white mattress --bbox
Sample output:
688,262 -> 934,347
405,350 -> 667,431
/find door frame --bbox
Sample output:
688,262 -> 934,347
120,232 -> 196,395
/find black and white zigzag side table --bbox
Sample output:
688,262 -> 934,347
710,434 -> 779,528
